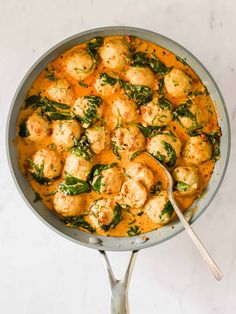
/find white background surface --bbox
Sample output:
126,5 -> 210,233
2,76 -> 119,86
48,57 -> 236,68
0,0 -> 235,313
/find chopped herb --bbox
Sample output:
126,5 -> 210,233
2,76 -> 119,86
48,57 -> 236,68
158,77 -> 165,95
159,201 -> 174,220
205,131 -> 221,160
87,36 -> 104,60
173,102 -> 195,120
33,192 -> 42,203
150,181 -> 162,195
176,181 -> 189,192
19,120 -> 30,137
64,215 -> 95,233
99,73 -> 117,85
119,80 -> 153,106
79,81 -> 89,88
128,219 -> 137,225
127,225 -> 141,236
130,149 -> 146,161
59,173 -> 91,195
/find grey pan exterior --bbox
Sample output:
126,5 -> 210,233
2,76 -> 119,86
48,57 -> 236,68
6,26 -> 230,251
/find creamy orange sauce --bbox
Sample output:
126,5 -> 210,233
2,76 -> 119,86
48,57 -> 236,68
16,35 -> 220,237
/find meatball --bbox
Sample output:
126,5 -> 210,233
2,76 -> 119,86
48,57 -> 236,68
126,163 -> 154,190
99,39 -> 130,69
119,179 -> 147,209
172,166 -> 199,195
182,135 -> 212,165
64,153 -> 92,180
94,73 -> 118,97
25,113 -> 49,142
89,198 -> 122,230
147,132 -> 181,166
111,125 -> 146,153
144,191 -> 173,224
53,191 -> 85,217
52,120 -> 82,149
72,96 -> 102,128
86,126 -> 110,154
92,166 -> 123,194
140,96 -> 172,126
46,79 -> 74,104
112,97 -> 139,123
125,66 -> 155,89
164,68 -> 192,98
64,49 -> 95,80
31,149 -> 62,180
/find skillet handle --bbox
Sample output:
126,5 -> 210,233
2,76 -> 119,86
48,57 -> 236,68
99,250 -> 138,314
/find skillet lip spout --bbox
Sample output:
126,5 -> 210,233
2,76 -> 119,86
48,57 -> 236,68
6,26 -> 231,251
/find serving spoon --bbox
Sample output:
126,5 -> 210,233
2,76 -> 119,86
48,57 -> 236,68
146,152 -> 223,281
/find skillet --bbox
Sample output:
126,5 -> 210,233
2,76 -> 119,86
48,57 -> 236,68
6,26 -> 230,314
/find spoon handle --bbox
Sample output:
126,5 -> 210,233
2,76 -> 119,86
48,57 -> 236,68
169,195 -> 223,281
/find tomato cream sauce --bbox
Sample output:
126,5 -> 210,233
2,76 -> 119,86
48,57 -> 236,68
16,35 -> 220,237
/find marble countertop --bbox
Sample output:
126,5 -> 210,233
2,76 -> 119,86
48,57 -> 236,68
0,0 -> 235,313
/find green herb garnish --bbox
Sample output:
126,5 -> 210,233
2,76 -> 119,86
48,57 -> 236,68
150,181 -> 162,195
75,95 -> 102,127
59,173 -> 91,195
175,55 -> 188,66
87,36 -> 104,60
119,80 -> 153,106
88,163 -> 118,193
79,81 -> 89,88
64,215 -> 95,233
176,181 -> 189,192
101,203 -> 123,231
71,135 -> 94,161
99,73 -> 117,85
127,225 -> 141,236
33,192 -> 42,203
132,52 -> 168,75
159,201 -> 174,220
19,120 -> 30,137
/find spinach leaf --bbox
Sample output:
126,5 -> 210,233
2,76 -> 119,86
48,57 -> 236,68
127,225 -> 141,236
71,135 -> 94,161
175,55 -> 188,66
24,95 -> 72,121
159,201 -> 174,220
173,102 -> 195,120
119,80 -> 153,106
162,140 -> 177,168
205,131 -> 221,160
132,52 -> 168,75
176,181 -> 189,192
79,81 -> 89,88
59,173 -> 91,195
64,215 -> 95,233
158,77 -> 165,95
76,95 -> 102,127
112,142 -> 122,160
130,149 -> 146,161
133,123 -> 163,137
33,192 -> 42,203
150,181 -> 162,195
87,36 -> 104,60
19,120 -> 30,137
88,163 -> 118,193
28,159 -> 55,185
99,73 -> 117,85
101,203 -> 123,231
159,97 -> 172,110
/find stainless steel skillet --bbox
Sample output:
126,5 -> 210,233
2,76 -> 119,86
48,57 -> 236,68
6,26 -> 230,314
